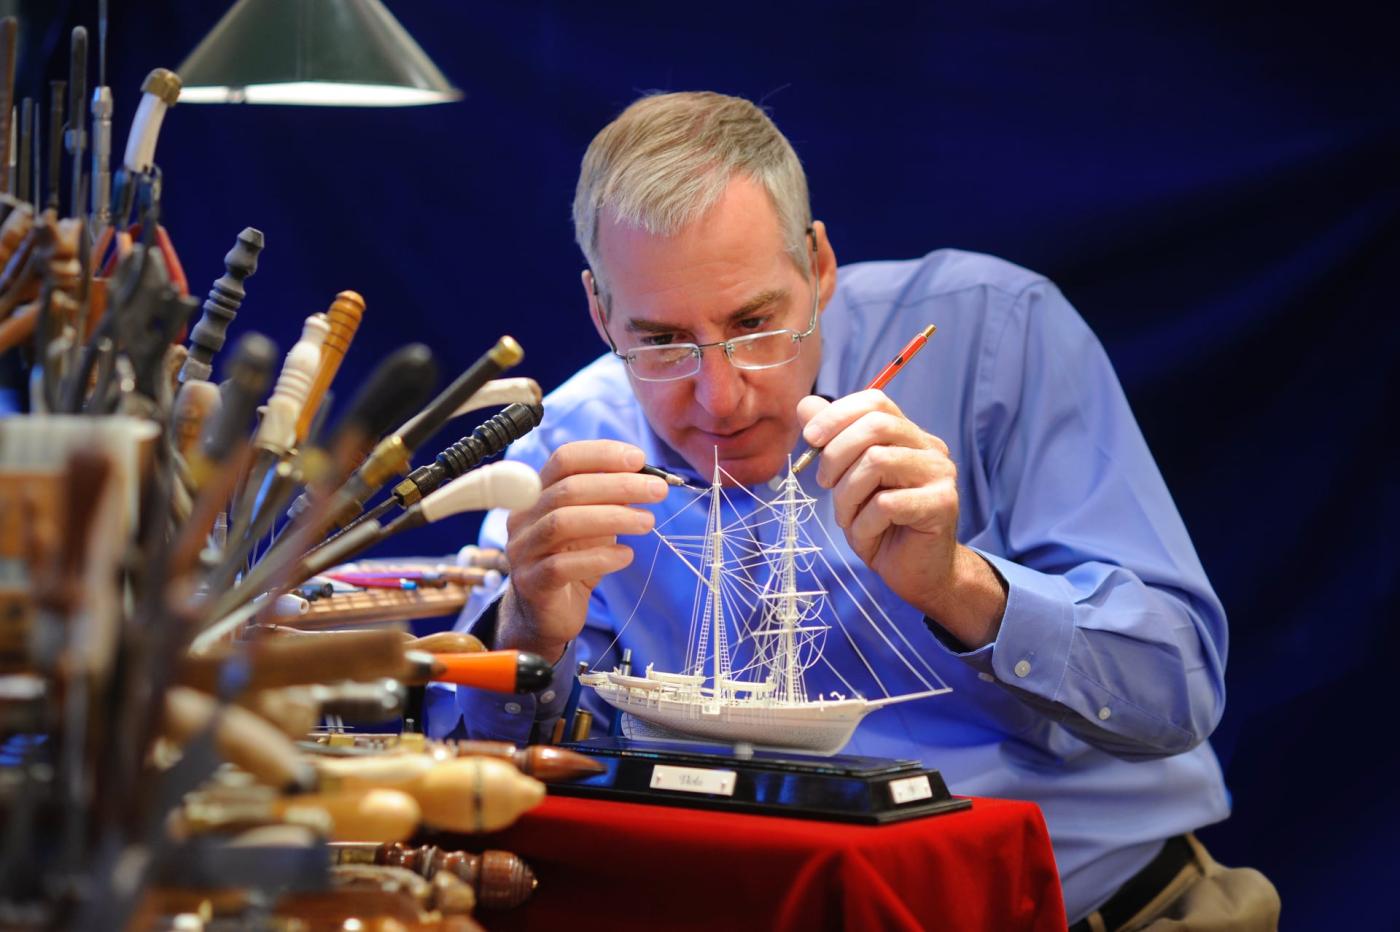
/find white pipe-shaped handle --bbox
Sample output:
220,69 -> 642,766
255,313 -> 328,455
419,461 -> 541,523
122,69 -> 181,173
448,378 -> 543,419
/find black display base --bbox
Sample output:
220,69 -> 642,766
551,736 -> 971,824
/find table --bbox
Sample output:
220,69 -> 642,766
466,793 -> 1066,931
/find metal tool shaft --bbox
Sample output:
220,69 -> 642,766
67,28 -> 88,222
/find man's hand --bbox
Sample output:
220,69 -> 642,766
796,391 -> 1007,649
495,440 -> 667,663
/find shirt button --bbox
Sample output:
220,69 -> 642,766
1013,660 -> 1031,678
977,672 -> 995,682
503,702 -> 523,715
539,690 -> 556,704
1098,706 -> 1111,720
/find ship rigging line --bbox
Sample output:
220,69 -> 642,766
588,480 -> 711,670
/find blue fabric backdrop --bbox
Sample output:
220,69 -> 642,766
14,1 -> 1400,925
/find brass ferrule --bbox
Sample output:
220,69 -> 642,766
360,435 -> 412,489
489,336 -> 523,368
142,68 -> 182,106
393,476 -> 423,506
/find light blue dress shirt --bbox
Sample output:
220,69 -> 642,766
427,249 -> 1231,923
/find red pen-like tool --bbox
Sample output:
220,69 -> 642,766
791,323 -> 936,475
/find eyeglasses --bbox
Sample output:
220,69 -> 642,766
594,230 -> 820,383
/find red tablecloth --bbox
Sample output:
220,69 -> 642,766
469,793 -> 1066,931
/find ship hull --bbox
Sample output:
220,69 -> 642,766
590,682 -> 873,756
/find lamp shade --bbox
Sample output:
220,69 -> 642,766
177,0 -> 462,106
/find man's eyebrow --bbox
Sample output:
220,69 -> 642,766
623,289 -> 789,334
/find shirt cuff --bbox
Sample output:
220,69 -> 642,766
924,548 -> 1073,696
441,592 -> 578,742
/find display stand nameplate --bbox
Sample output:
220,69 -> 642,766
552,737 -> 971,824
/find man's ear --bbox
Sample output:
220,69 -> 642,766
582,269 -> 612,347
811,220 -> 838,311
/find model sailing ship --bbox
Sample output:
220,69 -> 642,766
579,462 -> 951,755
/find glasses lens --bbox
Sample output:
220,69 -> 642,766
627,345 -> 700,381
729,330 -> 800,370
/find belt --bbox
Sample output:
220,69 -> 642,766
1069,835 -> 1195,932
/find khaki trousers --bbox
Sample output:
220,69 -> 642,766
1079,834 -> 1281,932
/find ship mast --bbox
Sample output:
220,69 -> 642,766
755,468 -> 825,704
780,476 -> 800,702
704,463 -> 730,697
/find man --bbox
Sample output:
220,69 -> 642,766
428,92 -> 1278,929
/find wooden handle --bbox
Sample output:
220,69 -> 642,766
297,290 -> 365,442
0,203 -> 32,269
240,687 -> 320,738
458,546 -> 510,573
274,788 -> 420,843
314,754 -> 543,833
180,628 -> 409,693
412,757 -> 544,833
330,843 -> 538,910
171,379 -> 221,460
404,630 -> 485,654
162,686 -> 312,791
315,753 -> 436,790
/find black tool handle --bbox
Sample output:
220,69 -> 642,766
396,336 -> 522,454
203,332 -> 277,465
181,226 -> 263,383
409,402 -> 543,499
329,343 -> 439,454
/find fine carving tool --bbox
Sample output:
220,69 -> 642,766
65,27 -> 87,224
0,17 -> 17,196
791,323 -> 936,474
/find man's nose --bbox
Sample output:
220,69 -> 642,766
691,346 -> 744,418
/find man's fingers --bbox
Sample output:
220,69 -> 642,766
815,410 -> 940,489
847,482 -> 957,552
795,394 -> 831,427
800,390 -> 903,449
538,471 -> 668,511
538,440 -> 647,486
508,503 -> 654,562
832,445 -> 951,528
514,544 -> 636,591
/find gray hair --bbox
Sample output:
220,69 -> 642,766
573,91 -> 812,313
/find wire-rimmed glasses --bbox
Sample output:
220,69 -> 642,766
595,230 -> 819,383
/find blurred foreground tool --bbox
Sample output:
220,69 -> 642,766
160,686 -> 316,792
241,679 -> 407,737
337,401 -> 544,537
181,786 -> 421,844
179,627 -> 409,692
411,649 -> 552,693
300,733 -> 604,783
296,289 -> 364,442
313,754 -> 545,833
0,18 -> 16,196
437,739 -> 606,782
321,335 -> 524,531
404,630 -> 485,654
331,842 -> 538,910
